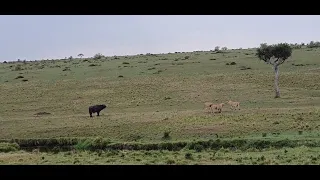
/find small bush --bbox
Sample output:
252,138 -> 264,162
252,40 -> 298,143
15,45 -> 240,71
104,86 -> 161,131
226,62 -> 237,65
34,112 -> 51,116
293,64 -> 305,66
153,70 -> 163,74
184,56 -> 190,60
37,65 -> 45,69
239,66 -> 251,70
194,144 -> 204,152
15,75 -> 24,79
122,62 -> 130,64
162,131 -> 171,140
22,79 -> 28,82
94,53 -> 104,60
0,143 -> 20,152
74,140 -> 91,150
166,159 -> 175,165
210,58 -> 216,60
73,137 -> 110,151
118,75 -> 124,78
14,64 -> 22,71
185,152 -> 193,160
62,67 -> 71,71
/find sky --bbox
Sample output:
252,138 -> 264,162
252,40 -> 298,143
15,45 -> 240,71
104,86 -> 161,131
0,15 -> 319,61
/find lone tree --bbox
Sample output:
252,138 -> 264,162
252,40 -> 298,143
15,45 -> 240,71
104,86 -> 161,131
93,53 -> 104,60
256,43 -> 292,98
221,47 -> 228,51
78,53 -> 84,58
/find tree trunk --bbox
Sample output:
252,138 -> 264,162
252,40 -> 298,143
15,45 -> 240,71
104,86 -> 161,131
274,65 -> 280,98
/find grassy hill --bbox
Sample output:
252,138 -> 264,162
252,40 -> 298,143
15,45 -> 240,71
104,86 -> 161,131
0,47 -> 320,164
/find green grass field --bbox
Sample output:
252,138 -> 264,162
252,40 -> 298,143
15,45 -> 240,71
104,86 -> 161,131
2,146 -> 320,165
0,47 -> 320,165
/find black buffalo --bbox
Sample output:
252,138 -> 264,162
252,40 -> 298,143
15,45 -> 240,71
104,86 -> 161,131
89,104 -> 107,117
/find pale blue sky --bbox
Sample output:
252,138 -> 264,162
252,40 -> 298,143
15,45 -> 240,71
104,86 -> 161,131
0,15 -> 319,61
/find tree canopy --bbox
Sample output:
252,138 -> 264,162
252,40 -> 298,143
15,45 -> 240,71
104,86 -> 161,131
256,43 -> 292,66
